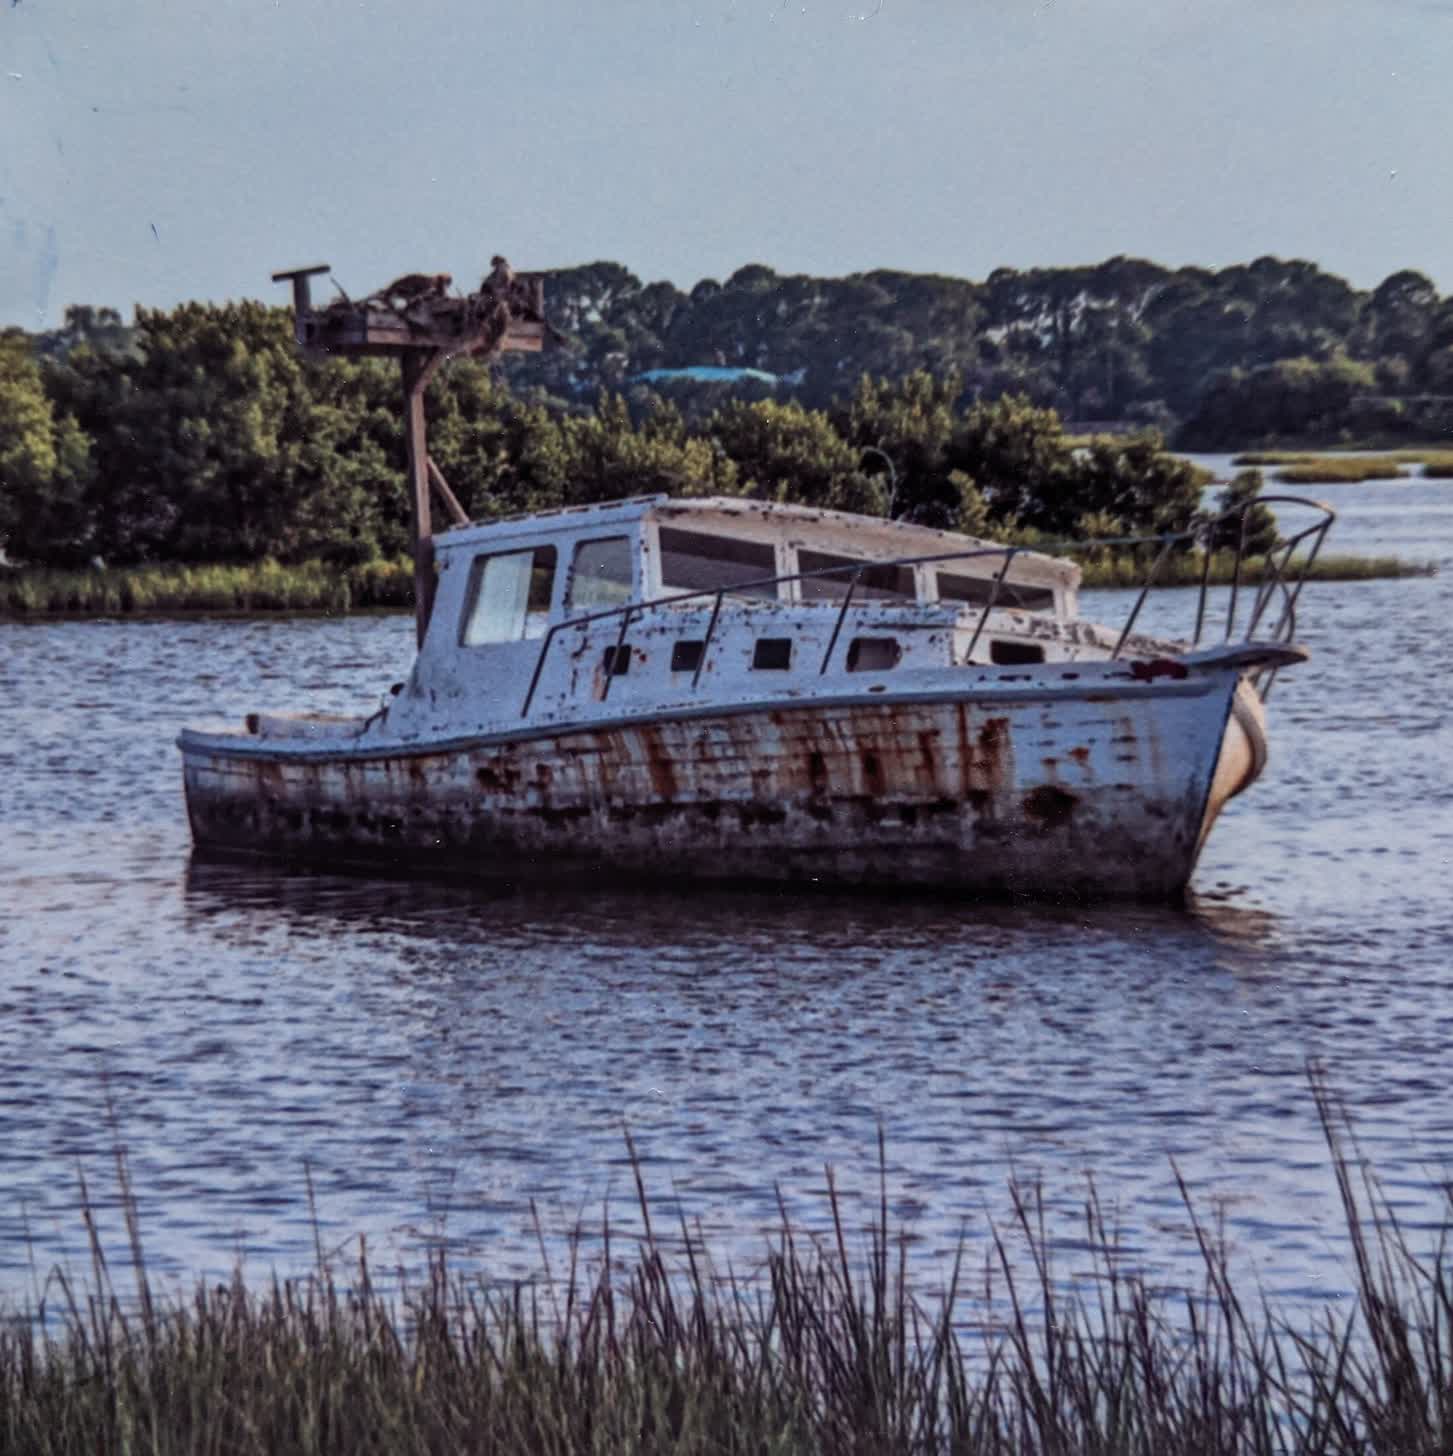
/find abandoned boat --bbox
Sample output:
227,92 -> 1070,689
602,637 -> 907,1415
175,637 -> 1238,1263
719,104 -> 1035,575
177,493 -> 1332,898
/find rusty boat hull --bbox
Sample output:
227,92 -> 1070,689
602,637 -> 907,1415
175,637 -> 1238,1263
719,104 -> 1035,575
180,672 -> 1266,900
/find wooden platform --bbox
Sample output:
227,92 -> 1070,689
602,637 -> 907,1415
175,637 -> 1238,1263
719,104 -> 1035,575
301,293 -> 546,358
272,264 -> 547,358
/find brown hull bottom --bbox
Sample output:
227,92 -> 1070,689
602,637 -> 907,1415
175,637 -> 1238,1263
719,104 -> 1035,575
181,689 -> 1245,901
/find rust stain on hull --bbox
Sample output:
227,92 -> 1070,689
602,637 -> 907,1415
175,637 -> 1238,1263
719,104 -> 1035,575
182,693 -> 1233,899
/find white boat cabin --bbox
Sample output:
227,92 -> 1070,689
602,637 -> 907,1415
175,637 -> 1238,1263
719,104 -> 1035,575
454,492 -> 1083,611
443,495 -> 1079,638
349,495 -> 1124,745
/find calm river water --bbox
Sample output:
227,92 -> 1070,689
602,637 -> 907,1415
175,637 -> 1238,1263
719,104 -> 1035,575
1,469 -> 1450,1319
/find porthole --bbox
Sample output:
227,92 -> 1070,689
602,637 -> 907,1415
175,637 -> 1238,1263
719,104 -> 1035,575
989,640 -> 1045,666
753,638 -> 793,670
671,640 -> 705,672
846,637 -> 902,672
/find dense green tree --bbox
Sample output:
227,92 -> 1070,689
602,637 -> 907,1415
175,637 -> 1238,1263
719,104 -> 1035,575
561,393 -> 726,505
948,395 -> 1077,531
542,262 -> 644,335
980,258 -> 1172,420
90,302 -> 321,562
835,371 -> 988,531
1419,297 -> 1453,395
1355,270 -> 1438,372
288,355 -> 406,563
1224,257 -> 1360,361
33,305 -> 135,361
1143,275 -> 1254,418
0,329 -> 95,563
1206,469 -> 1279,557
1063,433 -> 1207,540
494,252 -> 1449,446
1178,354 -> 1378,449
6,249 -> 1447,571
706,398 -> 877,513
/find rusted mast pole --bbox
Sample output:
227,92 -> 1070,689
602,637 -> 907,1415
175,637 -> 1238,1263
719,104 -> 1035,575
401,352 -> 437,645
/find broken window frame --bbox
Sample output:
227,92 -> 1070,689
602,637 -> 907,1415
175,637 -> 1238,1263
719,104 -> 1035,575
935,567 -> 1057,615
796,549 -> 918,604
567,536 -> 636,610
656,526 -> 782,602
459,544 -> 558,647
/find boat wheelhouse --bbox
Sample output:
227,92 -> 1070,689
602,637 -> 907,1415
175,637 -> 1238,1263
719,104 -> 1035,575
178,492 -> 1332,899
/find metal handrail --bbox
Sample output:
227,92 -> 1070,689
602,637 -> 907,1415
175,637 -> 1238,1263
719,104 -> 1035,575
520,543 -> 1071,717
963,549 -> 1020,665
516,496 -> 1336,717
818,568 -> 862,675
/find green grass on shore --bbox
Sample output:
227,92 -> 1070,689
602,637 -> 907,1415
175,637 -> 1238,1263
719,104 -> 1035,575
1232,446 -> 1453,463
0,550 -> 1433,620
3,1083 -> 1452,1456
1076,549 -> 1434,588
1277,460 -> 1410,484
0,558 -> 414,618
1231,449 -> 1453,484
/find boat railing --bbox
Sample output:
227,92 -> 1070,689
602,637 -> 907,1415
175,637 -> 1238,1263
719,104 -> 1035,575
519,495 -> 1336,717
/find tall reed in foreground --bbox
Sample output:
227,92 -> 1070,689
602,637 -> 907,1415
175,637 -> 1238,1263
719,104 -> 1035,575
0,1103 -> 1449,1454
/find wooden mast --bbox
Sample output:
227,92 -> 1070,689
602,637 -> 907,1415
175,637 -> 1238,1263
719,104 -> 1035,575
401,352 -> 435,642
272,263 -> 548,644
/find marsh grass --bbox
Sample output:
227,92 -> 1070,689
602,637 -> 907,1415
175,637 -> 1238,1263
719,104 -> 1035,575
0,559 -> 413,618
1276,462 -> 1409,485
1233,449 -> 1453,465
1230,450 -> 1453,482
0,549 -> 1432,620
4,1083 -> 1453,1455
1076,550 -> 1433,588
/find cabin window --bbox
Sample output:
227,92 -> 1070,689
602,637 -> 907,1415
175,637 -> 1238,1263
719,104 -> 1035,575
658,527 -> 779,600
990,639 -> 1045,665
753,638 -> 793,670
846,637 -> 902,672
937,569 -> 1055,614
798,550 -> 916,603
459,545 -> 557,646
602,645 -> 632,676
671,640 -> 705,672
568,536 -> 634,609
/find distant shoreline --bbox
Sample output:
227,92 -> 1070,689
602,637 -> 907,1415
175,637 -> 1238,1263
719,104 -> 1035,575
1223,448 -> 1453,485
0,550 -> 1433,622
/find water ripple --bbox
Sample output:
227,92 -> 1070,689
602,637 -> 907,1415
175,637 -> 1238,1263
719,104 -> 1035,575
1,486 -> 1450,1309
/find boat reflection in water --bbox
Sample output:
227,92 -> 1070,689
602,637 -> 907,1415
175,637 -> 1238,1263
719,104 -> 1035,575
182,851 -> 1284,964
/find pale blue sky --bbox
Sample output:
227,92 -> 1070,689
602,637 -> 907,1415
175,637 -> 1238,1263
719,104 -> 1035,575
3,0 -> 1451,328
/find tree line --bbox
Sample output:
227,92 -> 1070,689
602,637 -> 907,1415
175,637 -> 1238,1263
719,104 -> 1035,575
12,245 -> 1442,568
510,255 -> 1453,445
1,298 -> 1238,569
